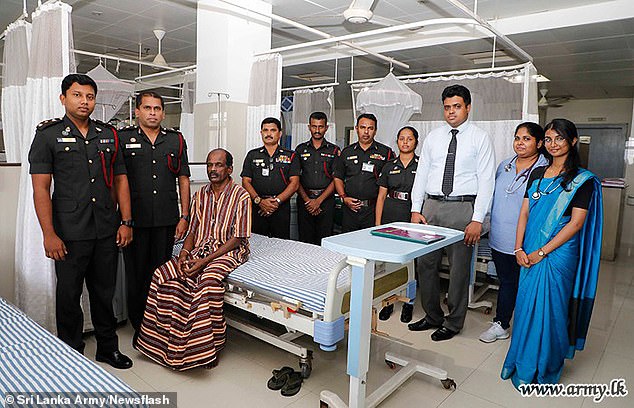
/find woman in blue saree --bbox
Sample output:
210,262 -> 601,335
501,118 -> 603,388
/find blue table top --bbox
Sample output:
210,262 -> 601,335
322,222 -> 465,263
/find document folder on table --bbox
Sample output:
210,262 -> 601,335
371,226 -> 445,245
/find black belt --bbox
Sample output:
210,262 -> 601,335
428,194 -> 476,202
388,190 -> 409,201
306,188 -> 326,199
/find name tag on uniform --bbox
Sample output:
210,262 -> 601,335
362,162 -> 375,172
126,143 -> 142,149
56,137 -> 76,143
262,168 -> 270,177
346,155 -> 358,160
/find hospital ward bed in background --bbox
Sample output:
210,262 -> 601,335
0,298 -> 143,407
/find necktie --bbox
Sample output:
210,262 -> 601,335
441,129 -> 459,196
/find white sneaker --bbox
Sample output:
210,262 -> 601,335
479,321 -> 510,343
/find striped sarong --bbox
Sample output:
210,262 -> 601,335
134,180 -> 250,370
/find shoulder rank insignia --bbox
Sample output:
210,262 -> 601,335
37,118 -> 62,130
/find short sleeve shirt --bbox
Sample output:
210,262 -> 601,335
240,146 -> 300,196
296,139 -> 340,190
119,126 -> 191,228
377,155 -> 419,194
28,115 -> 125,241
333,141 -> 394,200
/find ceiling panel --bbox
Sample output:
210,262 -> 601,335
562,37 -> 631,54
1,0 -> 634,104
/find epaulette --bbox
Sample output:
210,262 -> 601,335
93,119 -> 116,129
37,118 -> 62,130
393,158 -> 399,163
118,125 -> 137,131
165,127 -> 181,134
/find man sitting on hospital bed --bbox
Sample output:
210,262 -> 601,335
134,148 -> 252,370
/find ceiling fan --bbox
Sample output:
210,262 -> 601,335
280,0 -> 405,30
538,88 -> 572,108
143,29 -> 193,69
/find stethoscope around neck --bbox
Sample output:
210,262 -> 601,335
504,155 -> 539,194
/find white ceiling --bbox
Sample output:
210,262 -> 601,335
1,0 -> 633,106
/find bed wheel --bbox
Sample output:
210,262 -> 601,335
299,352 -> 313,379
300,361 -> 312,378
441,378 -> 456,390
385,359 -> 397,369
484,307 -> 492,315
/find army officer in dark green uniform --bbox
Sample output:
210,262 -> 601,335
118,91 -> 191,333
375,126 -> 419,323
241,117 -> 300,239
29,74 -> 133,369
333,113 -> 394,232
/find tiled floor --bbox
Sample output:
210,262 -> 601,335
88,246 -> 634,407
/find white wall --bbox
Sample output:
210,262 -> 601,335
546,98 -> 633,126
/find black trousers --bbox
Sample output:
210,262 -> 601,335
253,201 -> 291,239
297,196 -> 335,245
123,225 -> 176,331
491,248 -> 520,329
55,236 -> 119,354
341,204 -> 375,233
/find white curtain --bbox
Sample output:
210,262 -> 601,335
179,72 -> 196,155
246,54 -> 282,150
1,19 -> 31,163
351,63 -> 538,165
356,73 -> 422,152
87,64 -> 134,122
15,1 -> 76,331
291,87 -> 336,148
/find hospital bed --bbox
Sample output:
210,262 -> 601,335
221,234 -> 416,378
0,298 -> 143,407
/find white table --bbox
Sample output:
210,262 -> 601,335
319,222 -> 464,408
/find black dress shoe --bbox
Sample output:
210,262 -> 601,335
408,318 -> 440,332
96,350 -> 133,369
431,326 -> 458,342
400,303 -> 413,323
379,304 -> 394,321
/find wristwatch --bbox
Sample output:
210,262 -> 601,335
538,248 -> 547,257
181,215 -> 190,223
274,197 -> 282,204
121,219 -> 134,227
253,196 -> 262,205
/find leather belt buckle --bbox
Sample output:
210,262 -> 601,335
389,191 -> 409,201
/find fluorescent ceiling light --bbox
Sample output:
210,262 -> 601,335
290,72 -> 334,82
472,55 -> 515,64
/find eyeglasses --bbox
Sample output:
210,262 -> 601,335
544,135 -> 566,145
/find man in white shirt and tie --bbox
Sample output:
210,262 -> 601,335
408,85 -> 495,341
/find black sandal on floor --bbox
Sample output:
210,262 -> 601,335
280,371 -> 303,397
267,366 -> 294,390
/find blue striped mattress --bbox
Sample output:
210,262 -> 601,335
228,234 -> 351,314
0,298 -> 139,404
